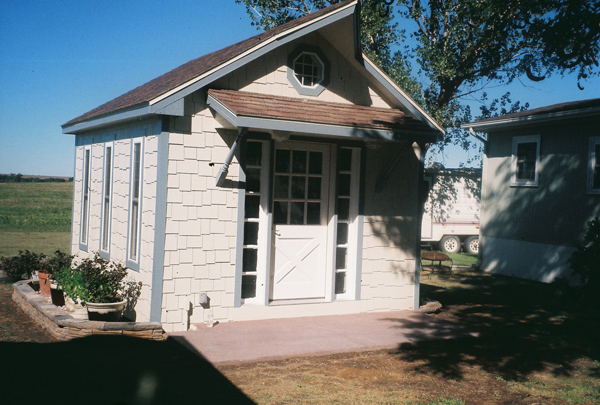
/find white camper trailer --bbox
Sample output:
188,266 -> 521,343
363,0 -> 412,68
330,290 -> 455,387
422,168 -> 481,254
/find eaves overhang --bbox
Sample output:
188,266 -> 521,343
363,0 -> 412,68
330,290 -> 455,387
462,105 -> 600,132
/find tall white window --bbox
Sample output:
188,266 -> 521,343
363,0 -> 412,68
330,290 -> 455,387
128,141 -> 143,263
100,143 -> 113,254
511,135 -> 540,187
589,136 -> 600,194
80,146 -> 91,246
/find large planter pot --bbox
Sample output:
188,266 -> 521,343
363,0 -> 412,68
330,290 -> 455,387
64,295 -> 88,320
37,271 -> 51,298
86,300 -> 126,322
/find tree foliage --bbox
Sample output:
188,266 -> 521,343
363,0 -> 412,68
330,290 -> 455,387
236,0 -> 600,160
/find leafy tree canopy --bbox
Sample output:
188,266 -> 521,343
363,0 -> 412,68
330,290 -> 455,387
236,0 -> 600,163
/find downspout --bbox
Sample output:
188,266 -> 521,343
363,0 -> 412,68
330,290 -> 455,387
215,127 -> 248,187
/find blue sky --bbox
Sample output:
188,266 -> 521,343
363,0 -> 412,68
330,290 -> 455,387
1,0 -> 598,176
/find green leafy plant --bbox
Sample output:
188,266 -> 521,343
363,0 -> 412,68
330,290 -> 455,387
0,250 -> 41,280
569,217 -> 600,296
55,253 -> 142,304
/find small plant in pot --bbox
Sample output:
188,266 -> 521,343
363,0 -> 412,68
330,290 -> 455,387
74,254 -> 142,322
38,250 -> 73,300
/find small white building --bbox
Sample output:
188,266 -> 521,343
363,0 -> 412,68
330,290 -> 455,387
62,0 -> 443,332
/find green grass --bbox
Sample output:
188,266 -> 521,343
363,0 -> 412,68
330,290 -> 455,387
422,251 -> 478,268
0,182 -> 72,256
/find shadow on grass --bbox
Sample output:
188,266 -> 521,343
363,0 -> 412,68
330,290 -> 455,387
0,335 -> 254,405
390,272 -> 600,381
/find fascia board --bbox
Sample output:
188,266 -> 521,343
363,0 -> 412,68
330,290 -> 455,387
148,2 -> 357,108
360,56 -> 445,136
62,104 -> 152,134
207,93 -> 439,143
462,106 -> 600,132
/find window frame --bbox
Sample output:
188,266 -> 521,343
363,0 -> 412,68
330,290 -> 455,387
287,46 -> 329,97
99,142 -> 114,258
79,145 -> 92,250
127,139 -> 144,270
511,135 -> 540,187
589,136 -> 600,194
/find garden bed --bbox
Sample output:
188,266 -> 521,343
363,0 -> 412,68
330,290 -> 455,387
12,280 -> 163,341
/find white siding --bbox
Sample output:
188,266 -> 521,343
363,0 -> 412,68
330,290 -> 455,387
71,119 -> 161,322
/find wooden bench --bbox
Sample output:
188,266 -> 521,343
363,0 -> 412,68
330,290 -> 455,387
420,251 -> 453,272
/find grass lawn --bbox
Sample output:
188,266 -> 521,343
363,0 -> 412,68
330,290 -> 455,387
0,182 -> 72,256
221,271 -> 600,404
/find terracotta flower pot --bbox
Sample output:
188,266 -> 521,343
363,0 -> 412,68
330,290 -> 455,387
37,271 -> 51,298
85,300 -> 126,322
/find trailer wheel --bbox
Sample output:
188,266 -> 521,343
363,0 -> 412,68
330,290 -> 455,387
464,236 -> 479,255
439,235 -> 461,253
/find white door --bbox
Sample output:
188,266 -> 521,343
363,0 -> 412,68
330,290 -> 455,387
271,143 -> 330,300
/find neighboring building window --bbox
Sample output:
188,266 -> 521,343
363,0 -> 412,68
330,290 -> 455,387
287,46 -> 329,96
128,140 -> 143,264
100,143 -> 113,255
511,135 -> 540,187
590,136 -> 600,193
80,146 -> 91,247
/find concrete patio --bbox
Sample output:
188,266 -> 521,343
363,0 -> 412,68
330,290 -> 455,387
168,309 -> 479,365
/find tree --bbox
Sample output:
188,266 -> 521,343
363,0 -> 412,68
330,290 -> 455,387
236,0 -> 600,160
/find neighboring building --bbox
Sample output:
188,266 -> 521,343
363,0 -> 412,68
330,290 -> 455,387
62,0 -> 443,332
463,98 -> 600,283
422,168 -> 481,254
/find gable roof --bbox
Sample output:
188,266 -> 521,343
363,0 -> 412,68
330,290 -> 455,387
207,89 -> 440,142
63,1 -> 357,130
463,98 -> 600,131
62,0 -> 442,138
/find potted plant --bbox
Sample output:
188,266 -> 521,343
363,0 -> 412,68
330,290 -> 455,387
72,254 -> 142,321
38,250 -> 73,299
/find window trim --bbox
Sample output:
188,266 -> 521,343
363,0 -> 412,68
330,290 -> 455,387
589,136 -> 600,194
79,145 -> 92,250
287,46 -> 329,97
511,135 -> 540,187
127,139 -> 144,270
99,142 -> 114,258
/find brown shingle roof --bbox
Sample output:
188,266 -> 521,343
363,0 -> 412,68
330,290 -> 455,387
63,1 -> 355,127
208,89 -> 439,136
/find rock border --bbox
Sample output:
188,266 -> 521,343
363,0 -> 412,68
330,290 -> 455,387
12,280 -> 163,341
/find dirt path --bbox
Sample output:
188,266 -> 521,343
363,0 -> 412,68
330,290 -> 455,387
0,282 -> 56,343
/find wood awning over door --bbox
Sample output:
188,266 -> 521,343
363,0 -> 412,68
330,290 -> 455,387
207,89 -> 441,143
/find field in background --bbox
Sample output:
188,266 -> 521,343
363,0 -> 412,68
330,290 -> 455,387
0,182 -> 72,256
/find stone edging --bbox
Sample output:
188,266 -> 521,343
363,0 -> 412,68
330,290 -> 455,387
12,280 -> 163,341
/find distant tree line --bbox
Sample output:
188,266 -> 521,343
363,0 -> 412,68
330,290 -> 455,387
0,174 -> 73,183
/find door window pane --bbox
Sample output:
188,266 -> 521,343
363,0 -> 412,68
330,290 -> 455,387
308,152 -> 322,174
338,173 -> 351,196
274,175 -> 289,199
338,198 -> 350,220
337,222 -> 348,244
273,201 -> 288,224
246,142 -> 262,166
290,201 -> 304,224
292,150 -> 307,173
243,222 -> 259,245
242,248 -> 257,272
307,202 -> 321,225
339,148 -> 352,171
307,177 -> 321,199
241,275 -> 257,299
245,168 -> 260,192
245,195 -> 260,218
291,176 -> 306,199
275,149 -> 290,173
